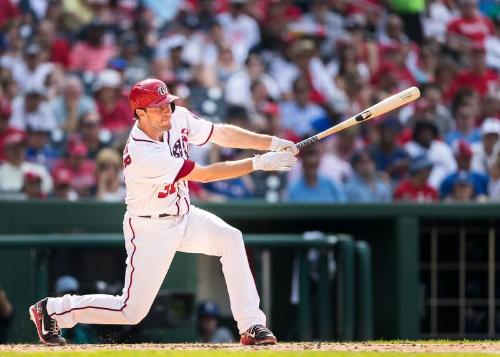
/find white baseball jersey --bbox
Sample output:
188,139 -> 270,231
123,106 -> 214,217
44,99 -> 266,339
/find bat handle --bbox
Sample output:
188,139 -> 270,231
296,136 -> 319,149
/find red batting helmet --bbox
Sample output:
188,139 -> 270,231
129,79 -> 179,116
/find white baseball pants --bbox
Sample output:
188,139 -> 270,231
46,206 -> 266,334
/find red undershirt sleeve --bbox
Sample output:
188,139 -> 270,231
174,160 -> 195,182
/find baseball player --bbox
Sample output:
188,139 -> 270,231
29,78 -> 298,346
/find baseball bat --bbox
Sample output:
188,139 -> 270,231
296,86 -> 421,149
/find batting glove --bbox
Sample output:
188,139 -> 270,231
269,136 -> 299,155
252,152 -> 297,171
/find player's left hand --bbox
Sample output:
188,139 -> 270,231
269,136 -> 299,155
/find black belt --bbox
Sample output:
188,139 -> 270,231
139,213 -> 173,218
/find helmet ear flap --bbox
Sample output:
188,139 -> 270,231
170,101 -> 176,113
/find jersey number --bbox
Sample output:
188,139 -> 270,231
158,183 -> 176,198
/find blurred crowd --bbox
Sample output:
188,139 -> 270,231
0,0 -> 499,203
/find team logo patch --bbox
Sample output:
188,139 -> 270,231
158,85 -> 168,96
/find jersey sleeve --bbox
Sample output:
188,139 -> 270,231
127,147 -> 195,184
185,108 -> 214,146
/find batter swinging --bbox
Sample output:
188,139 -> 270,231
29,79 -> 298,346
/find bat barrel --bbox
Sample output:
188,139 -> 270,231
294,86 -> 420,150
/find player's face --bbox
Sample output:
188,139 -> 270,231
146,104 -> 173,131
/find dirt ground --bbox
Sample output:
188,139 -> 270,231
0,342 -> 499,354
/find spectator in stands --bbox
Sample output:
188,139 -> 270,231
0,68 -> 19,103
248,80 -> 272,115
10,86 -> 58,136
344,149 -> 392,202
388,0 -> 426,44
200,42 -> 240,89
25,125 -> 58,170
279,77 -> 328,137
204,174 -> 254,200
288,137 -> 352,188
394,155 -> 439,202
369,117 -> 410,184
77,111 -> 110,159
445,171 -> 477,202
288,39 -> 348,116
69,21 -> 117,74
35,19 -> 71,68
0,0 -> 498,207
0,26 -> 24,79
0,97 -> 22,162
448,43 -> 499,99
371,43 -> 416,94
0,0 -> 20,30
450,87 -> 481,120
287,145 -> 345,203
9,42 -> 55,94
445,104 -> 482,146
0,286 -> 13,343
51,167 -> 78,201
400,83 -> 453,137
422,0 -> 456,43
154,33 -> 193,85
480,94 -> 500,122
21,171 -> 45,200
217,0 -> 261,65
378,14 -> 410,47
408,41 -> 441,84
434,57 -> 459,104
95,148 -> 125,202
440,140 -> 489,199
52,140 -> 96,198
330,46 -> 372,118
0,132 -> 53,197
93,69 -> 132,139
472,117 -> 500,174
197,300 -> 234,343
325,126 -> 364,163
51,75 -> 96,135
116,32 -> 150,87
405,120 -> 457,188
488,151 -> 500,201
297,0 -> 345,59
341,12 -> 379,75
446,0 -> 494,53
225,52 -> 280,111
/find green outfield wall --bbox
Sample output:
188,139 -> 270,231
0,201 -> 498,341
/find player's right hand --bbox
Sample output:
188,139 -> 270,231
252,152 -> 297,171
269,136 -> 299,155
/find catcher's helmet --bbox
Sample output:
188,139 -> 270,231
129,79 -> 179,116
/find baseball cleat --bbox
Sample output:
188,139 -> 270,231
240,324 -> 277,345
29,298 -> 66,346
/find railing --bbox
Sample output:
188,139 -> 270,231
0,232 -> 372,342
420,220 -> 500,338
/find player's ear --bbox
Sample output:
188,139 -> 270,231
135,108 -> 147,120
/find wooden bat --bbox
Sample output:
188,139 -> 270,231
296,86 -> 421,149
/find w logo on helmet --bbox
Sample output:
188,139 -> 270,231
157,85 -> 168,96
